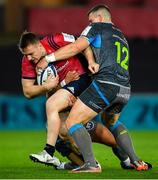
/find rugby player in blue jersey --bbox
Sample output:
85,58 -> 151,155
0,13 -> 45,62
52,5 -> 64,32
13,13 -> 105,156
37,4 -> 152,172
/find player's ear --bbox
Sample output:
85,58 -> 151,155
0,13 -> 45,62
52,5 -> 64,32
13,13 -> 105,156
98,14 -> 103,22
38,42 -> 43,48
38,41 -> 41,46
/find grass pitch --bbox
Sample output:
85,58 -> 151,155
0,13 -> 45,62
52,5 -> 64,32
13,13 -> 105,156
0,130 -> 158,179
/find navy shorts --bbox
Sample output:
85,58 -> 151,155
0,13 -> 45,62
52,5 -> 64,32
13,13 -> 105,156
62,73 -> 91,97
79,79 -> 131,114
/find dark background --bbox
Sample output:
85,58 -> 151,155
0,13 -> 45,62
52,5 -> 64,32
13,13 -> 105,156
0,0 -> 158,94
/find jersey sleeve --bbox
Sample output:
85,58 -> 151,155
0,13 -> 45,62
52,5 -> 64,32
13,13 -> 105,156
80,24 -> 96,44
21,57 -> 36,79
80,24 -> 101,47
49,33 -> 76,49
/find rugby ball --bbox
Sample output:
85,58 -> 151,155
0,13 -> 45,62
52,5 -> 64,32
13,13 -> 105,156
37,63 -> 57,85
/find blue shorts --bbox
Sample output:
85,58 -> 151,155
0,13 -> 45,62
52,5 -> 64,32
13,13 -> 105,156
62,73 -> 91,97
79,79 -> 130,113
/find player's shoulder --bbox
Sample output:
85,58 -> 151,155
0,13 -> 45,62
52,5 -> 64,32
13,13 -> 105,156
51,32 -> 65,44
81,25 -> 93,36
91,23 -> 105,31
54,32 -> 75,43
22,56 -> 29,64
41,36 -> 48,44
42,33 -> 62,50
81,23 -> 102,36
22,56 -> 34,67
46,32 -> 75,48
54,32 -> 76,47
61,32 -> 75,42
85,23 -> 104,30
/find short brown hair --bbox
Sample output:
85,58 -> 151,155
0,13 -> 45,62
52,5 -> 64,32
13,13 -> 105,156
18,31 -> 39,49
87,4 -> 110,16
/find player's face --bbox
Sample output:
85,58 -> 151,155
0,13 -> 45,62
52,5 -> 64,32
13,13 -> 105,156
22,43 -> 44,64
88,12 -> 102,23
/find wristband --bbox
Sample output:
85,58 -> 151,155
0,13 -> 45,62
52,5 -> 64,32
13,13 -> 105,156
60,79 -> 66,87
45,53 -> 56,63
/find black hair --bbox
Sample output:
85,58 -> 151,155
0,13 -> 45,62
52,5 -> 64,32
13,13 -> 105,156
18,31 -> 39,49
87,4 -> 110,16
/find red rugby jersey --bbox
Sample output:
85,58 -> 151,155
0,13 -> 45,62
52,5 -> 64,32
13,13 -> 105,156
21,56 -> 36,79
21,33 -> 86,81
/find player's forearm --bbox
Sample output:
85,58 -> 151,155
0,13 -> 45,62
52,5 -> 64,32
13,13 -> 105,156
83,46 -> 96,65
56,43 -> 80,59
45,38 -> 89,63
45,43 -> 80,63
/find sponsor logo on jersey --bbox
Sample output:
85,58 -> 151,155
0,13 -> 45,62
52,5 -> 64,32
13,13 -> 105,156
56,61 -> 69,72
117,93 -> 130,100
62,33 -> 75,42
85,121 -> 95,131
89,101 -> 102,110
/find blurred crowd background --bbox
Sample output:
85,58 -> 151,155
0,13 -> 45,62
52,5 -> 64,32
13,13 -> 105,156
0,0 -> 158,94
0,0 -> 158,130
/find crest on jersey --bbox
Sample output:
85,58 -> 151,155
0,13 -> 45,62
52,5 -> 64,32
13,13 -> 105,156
81,26 -> 92,36
85,121 -> 95,131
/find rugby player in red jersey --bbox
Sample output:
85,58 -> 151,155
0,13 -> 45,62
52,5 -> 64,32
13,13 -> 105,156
20,31 -> 93,167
